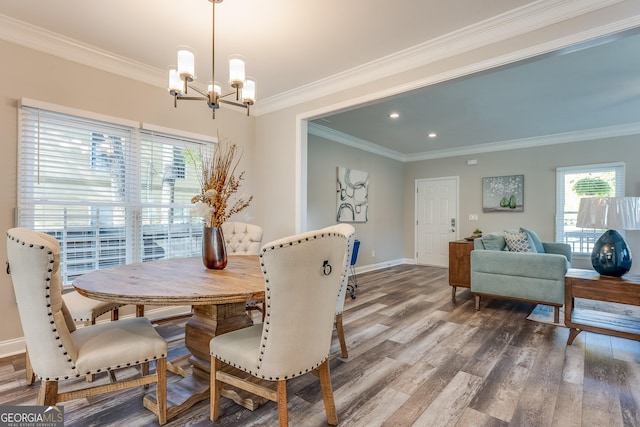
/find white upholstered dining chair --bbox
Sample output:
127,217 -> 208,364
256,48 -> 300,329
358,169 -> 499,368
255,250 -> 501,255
209,223 -> 355,426
221,221 -> 265,320
6,228 -> 168,425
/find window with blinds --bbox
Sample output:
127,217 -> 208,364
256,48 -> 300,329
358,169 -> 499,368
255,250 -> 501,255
18,101 -> 211,283
555,162 -> 625,254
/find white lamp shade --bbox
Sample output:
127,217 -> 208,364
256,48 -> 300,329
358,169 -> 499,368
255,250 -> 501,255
229,55 -> 246,85
242,78 -> 256,104
168,69 -> 183,95
576,197 -> 640,230
177,47 -> 195,80
207,82 -> 221,97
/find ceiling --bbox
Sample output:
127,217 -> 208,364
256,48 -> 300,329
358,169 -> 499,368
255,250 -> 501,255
311,28 -> 640,160
0,0 -> 638,160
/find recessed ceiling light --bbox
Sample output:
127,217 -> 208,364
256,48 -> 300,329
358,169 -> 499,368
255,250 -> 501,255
389,112 -> 399,118
428,132 -> 437,138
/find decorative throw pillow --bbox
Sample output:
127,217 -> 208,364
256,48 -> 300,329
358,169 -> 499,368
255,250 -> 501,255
481,234 -> 502,251
520,227 -> 545,253
503,230 -> 535,253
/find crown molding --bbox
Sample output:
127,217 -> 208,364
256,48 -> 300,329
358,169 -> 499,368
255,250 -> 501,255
255,0 -> 623,115
0,0 -> 625,116
308,123 -> 405,162
311,122 -> 640,163
0,13 -> 167,88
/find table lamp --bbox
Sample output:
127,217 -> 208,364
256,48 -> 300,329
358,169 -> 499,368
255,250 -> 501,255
576,197 -> 640,277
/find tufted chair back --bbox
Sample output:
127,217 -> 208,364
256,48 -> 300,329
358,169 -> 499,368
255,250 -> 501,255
257,223 -> 354,377
221,222 -> 263,255
7,228 -> 79,379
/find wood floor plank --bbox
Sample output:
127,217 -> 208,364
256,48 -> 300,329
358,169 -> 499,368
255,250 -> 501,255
412,371 -> 483,426
455,407 -> 509,427
551,380 -> 583,427
582,332 -> 624,426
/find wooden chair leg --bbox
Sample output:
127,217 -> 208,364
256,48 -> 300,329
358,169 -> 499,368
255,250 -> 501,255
336,313 -> 348,358
317,360 -> 338,425
475,295 -> 481,311
276,380 -> 288,427
553,306 -> 560,324
210,357 -> 222,421
156,357 -> 167,425
25,349 -> 35,385
37,380 -> 58,406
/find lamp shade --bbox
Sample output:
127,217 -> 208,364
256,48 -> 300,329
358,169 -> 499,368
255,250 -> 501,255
576,197 -> 640,230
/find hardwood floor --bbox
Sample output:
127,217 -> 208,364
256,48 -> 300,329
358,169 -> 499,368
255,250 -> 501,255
2,264 -> 640,426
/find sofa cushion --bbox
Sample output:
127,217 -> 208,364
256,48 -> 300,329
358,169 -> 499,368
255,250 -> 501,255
520,227 -> 545,253
504,230 -> 535,253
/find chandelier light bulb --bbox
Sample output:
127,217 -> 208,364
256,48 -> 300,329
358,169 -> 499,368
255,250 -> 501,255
208,82 -> 222,97
168,69 -> 183,95
177,47 -> 195,81
242,77 -> 256,105
229,55 -> 246,88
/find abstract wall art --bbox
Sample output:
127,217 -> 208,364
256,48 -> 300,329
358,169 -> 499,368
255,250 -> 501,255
336,167 -> 369,222
482,174 -> 524,212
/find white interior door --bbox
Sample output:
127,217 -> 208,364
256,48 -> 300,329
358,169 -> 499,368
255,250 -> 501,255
416,177 -> 459,267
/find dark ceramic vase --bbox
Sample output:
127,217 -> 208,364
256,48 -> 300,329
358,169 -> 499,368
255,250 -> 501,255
202,226 -> 227,269
591,229 -> 631,277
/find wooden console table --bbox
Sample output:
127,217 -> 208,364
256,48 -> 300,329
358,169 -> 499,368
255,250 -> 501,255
449,240 -> 474,302
564,268 -> 640,345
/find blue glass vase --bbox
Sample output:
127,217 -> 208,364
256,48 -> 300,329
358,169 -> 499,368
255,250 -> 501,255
591,230 -> 631,277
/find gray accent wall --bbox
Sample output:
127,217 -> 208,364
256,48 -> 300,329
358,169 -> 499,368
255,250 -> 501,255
308,134 -> 404,268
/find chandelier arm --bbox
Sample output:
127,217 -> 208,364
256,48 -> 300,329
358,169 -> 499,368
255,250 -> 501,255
218,90 -> 239,100
179,96 -> 210,101
188,84 -> 209,97
218,99 -> 249,109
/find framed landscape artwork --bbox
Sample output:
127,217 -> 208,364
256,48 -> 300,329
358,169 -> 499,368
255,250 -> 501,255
336,167 -> 369,222
482,174 -> 524,212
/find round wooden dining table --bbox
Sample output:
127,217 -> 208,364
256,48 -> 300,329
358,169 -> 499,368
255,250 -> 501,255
73,255 -> 265,421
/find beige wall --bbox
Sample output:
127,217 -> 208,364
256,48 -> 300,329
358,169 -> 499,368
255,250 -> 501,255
308,134 -> 404,267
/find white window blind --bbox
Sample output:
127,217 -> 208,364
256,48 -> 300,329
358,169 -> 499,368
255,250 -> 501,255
555,162 -> 625,254
18,104 -> 210,283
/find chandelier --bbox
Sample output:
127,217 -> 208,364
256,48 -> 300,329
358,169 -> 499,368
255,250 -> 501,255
168,0 -> 256,119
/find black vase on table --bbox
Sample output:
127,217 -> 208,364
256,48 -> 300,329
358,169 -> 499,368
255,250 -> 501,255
591,229 -> 631,277
203,226 -> 227,269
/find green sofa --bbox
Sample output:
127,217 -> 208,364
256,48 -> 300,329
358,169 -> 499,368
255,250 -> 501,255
470,230 -> 572,323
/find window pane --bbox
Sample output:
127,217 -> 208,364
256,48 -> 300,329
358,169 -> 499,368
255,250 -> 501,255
556,163 -> 624,254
